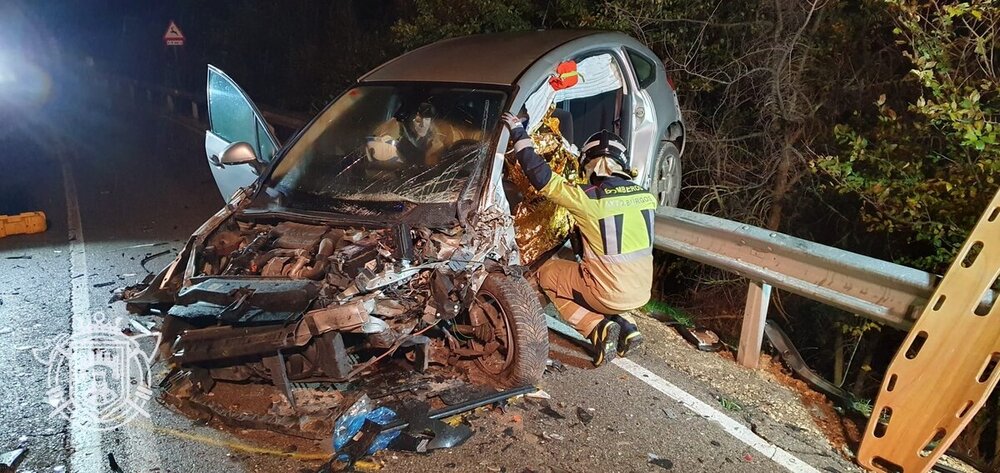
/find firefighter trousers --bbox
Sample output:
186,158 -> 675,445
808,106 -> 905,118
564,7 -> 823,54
537,258 -> 638,338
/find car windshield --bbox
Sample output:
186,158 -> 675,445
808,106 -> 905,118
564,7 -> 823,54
263,85 -> 506,210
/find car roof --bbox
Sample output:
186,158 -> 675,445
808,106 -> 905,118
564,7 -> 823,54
359,30 -> 608,86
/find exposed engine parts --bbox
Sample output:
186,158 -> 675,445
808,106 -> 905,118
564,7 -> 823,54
155,216 -> 520,407
205,221 -> 383,282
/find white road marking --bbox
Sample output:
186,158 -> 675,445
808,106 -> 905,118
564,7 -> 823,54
612,357 -> 821,473
62,153 -> 165,472
61,156 -> 103,473
545,313 -> 819,472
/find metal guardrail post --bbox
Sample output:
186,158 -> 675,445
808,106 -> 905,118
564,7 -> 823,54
191,102 -> 199,121
737,281 -> 772,368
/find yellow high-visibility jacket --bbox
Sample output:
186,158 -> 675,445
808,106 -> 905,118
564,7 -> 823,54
511,125 -> 657,311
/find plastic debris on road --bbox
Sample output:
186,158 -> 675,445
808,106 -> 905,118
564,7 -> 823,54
647,453 -> 674,470
0,211 -> 46,239
538,402 -> 565,420
332,395 -> 401,463
525,389 -> 551,400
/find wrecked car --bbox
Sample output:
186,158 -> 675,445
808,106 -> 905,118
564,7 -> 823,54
127,30 -> 684,433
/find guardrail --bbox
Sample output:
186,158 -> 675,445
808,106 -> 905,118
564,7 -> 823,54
92,74 -> 309,140
652,207 -> 988,368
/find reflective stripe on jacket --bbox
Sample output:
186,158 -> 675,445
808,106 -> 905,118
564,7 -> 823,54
511,126 -> 657,310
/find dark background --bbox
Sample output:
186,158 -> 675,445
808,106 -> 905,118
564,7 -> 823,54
15,1 -> 407,111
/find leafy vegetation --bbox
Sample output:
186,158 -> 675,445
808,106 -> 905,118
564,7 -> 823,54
392,0 -> 596,49
718,396 -> 744,412
643,300 -> 695,328
815,0 -> 1000,273
851,398 -> 874,418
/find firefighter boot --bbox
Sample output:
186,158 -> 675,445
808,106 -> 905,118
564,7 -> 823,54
588,319 -> 621,367
609,314 -> 643,357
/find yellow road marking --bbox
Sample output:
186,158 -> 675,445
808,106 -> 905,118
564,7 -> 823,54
133,421 -> 331,461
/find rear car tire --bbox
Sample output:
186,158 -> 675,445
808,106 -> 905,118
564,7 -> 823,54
651,141 -> 682,208
468,273 -> 548,387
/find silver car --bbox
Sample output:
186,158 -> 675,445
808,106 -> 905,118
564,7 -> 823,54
130,30 -> 684,423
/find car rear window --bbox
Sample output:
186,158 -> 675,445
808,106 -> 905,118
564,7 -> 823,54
626,49 -> 657,89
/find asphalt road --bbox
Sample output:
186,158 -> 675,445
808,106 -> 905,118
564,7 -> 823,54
0,74 -> 860,472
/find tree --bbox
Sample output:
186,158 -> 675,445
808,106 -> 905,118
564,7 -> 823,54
600,0 -> 842,232
392,0 -> 596,49
815,0 -> 1000,273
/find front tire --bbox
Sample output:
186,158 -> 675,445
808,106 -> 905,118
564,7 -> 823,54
466,273 -> 548,387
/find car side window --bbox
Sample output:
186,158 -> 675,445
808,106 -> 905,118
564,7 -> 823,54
208,72 -> 255,144
257,120 -> 276,162
626,49 -> 657,89
208,71 -> 273,161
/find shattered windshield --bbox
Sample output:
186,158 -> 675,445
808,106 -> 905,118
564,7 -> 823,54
264,85 -> 506,210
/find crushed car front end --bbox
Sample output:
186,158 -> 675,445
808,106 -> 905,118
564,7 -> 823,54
126,82 -> 549,436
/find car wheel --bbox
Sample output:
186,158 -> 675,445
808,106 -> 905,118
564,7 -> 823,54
651,141 -> 682,208
464,273 -> 548,387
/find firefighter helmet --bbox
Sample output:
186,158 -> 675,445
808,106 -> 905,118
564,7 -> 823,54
580,130 -> 630,178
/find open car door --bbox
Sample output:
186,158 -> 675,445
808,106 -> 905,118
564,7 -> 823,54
204,65 -> 279,201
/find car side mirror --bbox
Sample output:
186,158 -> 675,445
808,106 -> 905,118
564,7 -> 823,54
220,141 -> 258,165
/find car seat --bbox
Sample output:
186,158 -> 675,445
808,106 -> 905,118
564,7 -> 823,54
551,108 -> 574,144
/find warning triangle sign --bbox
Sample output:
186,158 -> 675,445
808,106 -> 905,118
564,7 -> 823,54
163,21 -> 185,46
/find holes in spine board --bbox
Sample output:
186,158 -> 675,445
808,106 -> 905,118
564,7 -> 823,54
873,406 -> 892,438
872,456 -> 903,473
919,428 -> 947,458
957,400 -> 974,419
978,352 -> 1000,383
886,374 -> 897,392
974,274 -> 1000,316
990,207 -> 999,222
961,241 -> 984,268
905,331 -> 928,359
932,295 -> 946,311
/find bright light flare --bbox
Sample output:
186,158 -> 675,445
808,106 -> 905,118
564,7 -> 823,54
0,51 -> 53,108
0,53 -> 16,84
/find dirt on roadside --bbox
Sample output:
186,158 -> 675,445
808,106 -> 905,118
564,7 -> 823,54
631,309 -> 862,465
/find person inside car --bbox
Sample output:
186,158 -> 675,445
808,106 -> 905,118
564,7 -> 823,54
503,112 -> 656,366
367,101 -> 460,168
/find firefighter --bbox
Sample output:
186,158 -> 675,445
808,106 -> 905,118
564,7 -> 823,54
502,112 -> 657,366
